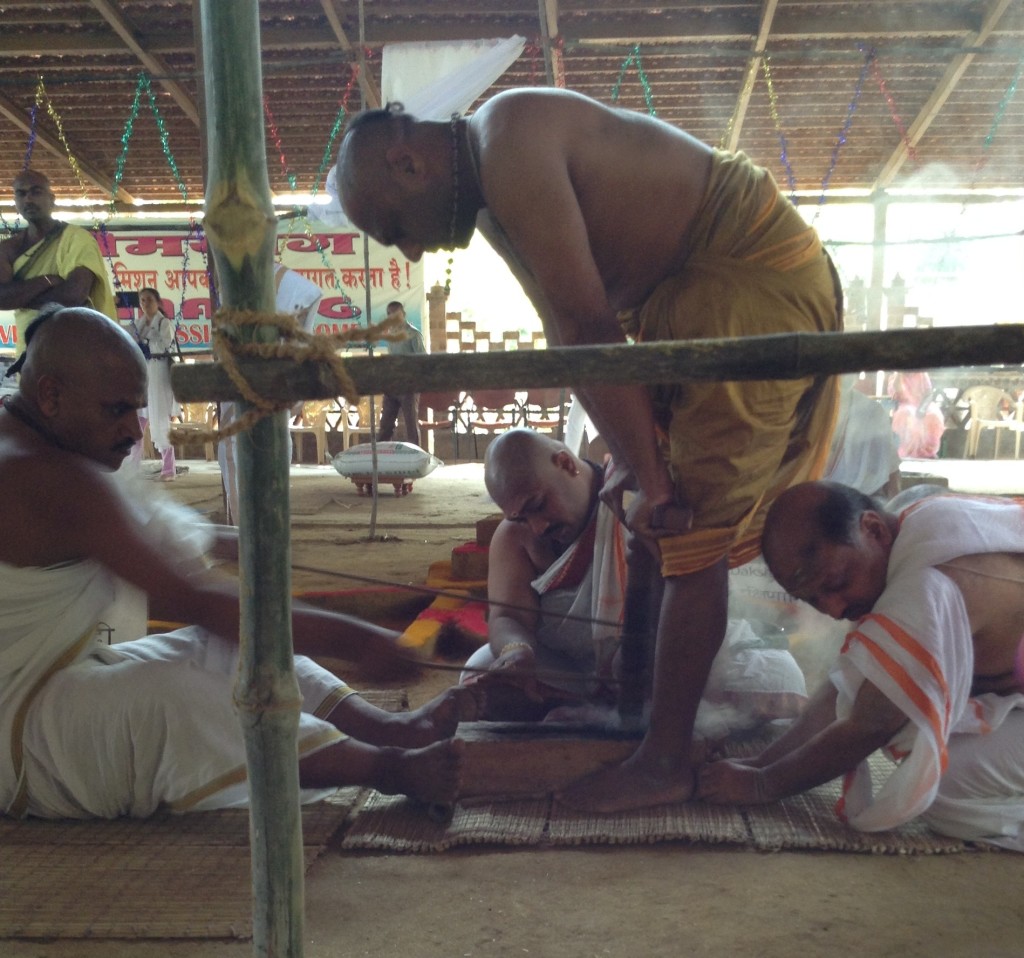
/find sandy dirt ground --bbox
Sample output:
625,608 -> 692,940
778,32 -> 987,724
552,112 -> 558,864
6,457 -> 1022,958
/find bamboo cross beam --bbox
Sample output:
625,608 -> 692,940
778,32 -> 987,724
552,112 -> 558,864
172,324 -> 1024,404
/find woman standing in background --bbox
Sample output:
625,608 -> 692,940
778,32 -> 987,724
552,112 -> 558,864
136,287 -> 181,481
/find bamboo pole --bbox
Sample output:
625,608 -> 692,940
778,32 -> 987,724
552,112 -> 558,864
198,2 -> 305,955
172,323 -> 1024,404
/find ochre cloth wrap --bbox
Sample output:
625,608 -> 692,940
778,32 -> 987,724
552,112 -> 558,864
621,149 -> 843,577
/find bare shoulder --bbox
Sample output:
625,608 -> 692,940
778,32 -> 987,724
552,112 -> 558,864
488,519 -> 554,579
0,442 -> 119,566
0,231 -> 22,265
474,89 -> 611,147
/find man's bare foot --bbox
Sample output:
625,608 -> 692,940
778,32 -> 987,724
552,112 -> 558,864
555,749 -> 697,813
697,759 -> 774,805
382,685 -> 483,748
373,739 -> 464,805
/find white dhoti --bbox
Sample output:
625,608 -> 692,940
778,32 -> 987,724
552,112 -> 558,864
467,491 -> 807,733
1,557 -> 352,819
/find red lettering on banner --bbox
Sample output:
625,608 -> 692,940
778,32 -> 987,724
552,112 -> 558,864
319,297 -> 361,321
331,234 -> 359,256
0,325 -> 16,346
180,298 -> 213,321
313,321 -> 360,336
181,323 -> 212,345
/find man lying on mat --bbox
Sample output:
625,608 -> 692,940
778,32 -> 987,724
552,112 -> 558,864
0,306 -> 479,820
463,429 -> 808,743
699,480 -> 1024,851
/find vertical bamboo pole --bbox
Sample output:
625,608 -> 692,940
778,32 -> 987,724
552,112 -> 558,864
198,3 -> 305,955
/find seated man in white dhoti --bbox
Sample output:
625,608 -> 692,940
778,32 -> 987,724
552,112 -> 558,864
699,480 -> 1024,851
0,306 -> 478,820
464,429 -> 808,740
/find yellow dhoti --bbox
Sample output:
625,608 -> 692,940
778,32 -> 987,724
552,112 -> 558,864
624,150 -> 843,577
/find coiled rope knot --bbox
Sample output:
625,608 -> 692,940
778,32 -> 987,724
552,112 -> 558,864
168,306 -> 406,446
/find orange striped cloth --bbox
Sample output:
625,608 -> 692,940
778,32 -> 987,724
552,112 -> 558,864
833,494 -> 1024,835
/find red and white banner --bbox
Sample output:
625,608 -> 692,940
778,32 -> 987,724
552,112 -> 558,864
0,226 -> 424,354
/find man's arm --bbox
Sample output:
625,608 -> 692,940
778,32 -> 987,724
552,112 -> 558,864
700,677 -> 909,804
485,520 -> 542,661
0,243 -> 61,310
23,457 -> 405,666
26,265 -> 96,309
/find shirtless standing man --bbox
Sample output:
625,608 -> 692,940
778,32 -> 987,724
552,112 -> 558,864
699,481 -> 1024,849
337,88 -> 842,811
0,307 -> 475,818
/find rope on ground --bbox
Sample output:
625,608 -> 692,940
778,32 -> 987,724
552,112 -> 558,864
168,306 -> 405,446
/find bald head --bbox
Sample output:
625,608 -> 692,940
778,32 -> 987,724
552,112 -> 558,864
485,429 -> 573,502
13,169 -> 55,227
484,428 -> 596,546
19,307 -> 144,396
10,308 -> 147,470
13,168 -> 51,190
336,105 -> 414,223
762,480 -> 896,617
336,103 -> 476,256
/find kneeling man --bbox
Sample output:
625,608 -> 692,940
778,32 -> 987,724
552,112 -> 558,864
699,480 -> 1024,850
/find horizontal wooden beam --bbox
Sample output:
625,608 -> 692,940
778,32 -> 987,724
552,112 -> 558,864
171,324 -> 1024,404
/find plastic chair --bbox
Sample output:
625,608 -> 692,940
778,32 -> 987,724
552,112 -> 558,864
172,402 -> 217,461
468,389 -> 524,458
963,386 -> 1020,459
417,390 -> 466,458
522,387 -> 569,440
289,399 -> 332,464
340,395 -> 379,449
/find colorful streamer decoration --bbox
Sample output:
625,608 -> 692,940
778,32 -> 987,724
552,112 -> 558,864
264,96 -> 299,192
110,73 -> 145,213
971,53 -> 1024,182
813,46 -> 874,219
263,68 -> 360,313
719,63 -> 757,151
35,77 -> 90,198
22,79 -> 42,171
611,44 -> 657,117
869,54 -> 917,164
761,56 -> 798,199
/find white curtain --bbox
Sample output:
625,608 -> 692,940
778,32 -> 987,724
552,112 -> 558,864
382,36 -> 526,120
315,36 -> 525,225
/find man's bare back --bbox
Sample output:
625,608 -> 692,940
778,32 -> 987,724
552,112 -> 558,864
940,552 -> 1024,693
470,89 -> 714,319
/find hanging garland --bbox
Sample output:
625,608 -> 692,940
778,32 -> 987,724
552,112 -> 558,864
263,64 -> 361,316
101,71 -> 202,330
761,56 -> 798,200
611,44 -> 657,117
869,54 -> 918,164
971,53 -> 1024,184
22,83 -> 41,172
812,45 -> 874,221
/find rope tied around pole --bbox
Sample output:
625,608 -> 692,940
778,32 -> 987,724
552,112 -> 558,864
168,307 -> 407,446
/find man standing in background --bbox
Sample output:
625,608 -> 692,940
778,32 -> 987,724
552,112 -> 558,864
0,170 -> 116,354
378,300 -> 425,448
